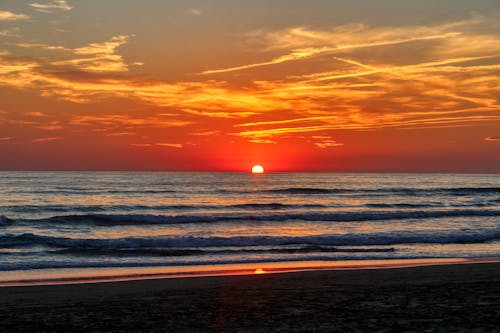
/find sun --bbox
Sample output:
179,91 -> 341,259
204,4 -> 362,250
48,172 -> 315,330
251,165 -> 264,174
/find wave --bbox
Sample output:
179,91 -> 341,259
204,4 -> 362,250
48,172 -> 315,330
0,215 -> 11,226
106,189 -> 176,194
1,228 -> 498,249
0,254 -> 435,271
0,202 -> 326,214
364,203 -> 441,209
227,186 -> 500,196
49,246 -> 396,257
5,186 -> 500,198
4,209 -> 499,226
264,188 -> 334,194
229,203 -> 325,209
12,189 -> 177,195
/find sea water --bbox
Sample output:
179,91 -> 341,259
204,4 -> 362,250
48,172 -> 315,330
0,172 -> 499,281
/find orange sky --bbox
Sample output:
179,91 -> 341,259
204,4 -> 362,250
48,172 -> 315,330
0,1 -> 499,172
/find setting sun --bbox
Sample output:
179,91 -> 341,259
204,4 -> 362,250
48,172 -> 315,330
251,165 -> 264,174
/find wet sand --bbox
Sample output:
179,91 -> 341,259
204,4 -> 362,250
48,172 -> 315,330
1,262 -> 499,332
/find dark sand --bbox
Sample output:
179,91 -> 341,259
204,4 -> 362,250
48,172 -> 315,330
1,262 -> 499,332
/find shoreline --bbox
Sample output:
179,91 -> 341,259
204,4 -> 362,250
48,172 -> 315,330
1,261 -> 499,332
1,256 -> 499,287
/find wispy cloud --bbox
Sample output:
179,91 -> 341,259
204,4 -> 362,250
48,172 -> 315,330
26,111 -> 47,117
129,142 -> 183,148
248,139 -> 276,144
236,116 -> 339,128
0,10 -> 30,21
235,114 -> 500,139
53,35 -> 129,72
156,143 -> 183,148
191,130 -> 220,136
69,115 -> 191,128
34,120 -> 64,131
314,138 -> 344,148
484,136 -> 500,141
129,143 -> 152,147
32,136 -> 62,143
30,1 -> 72,13
36,124 -> 63,131
15,42 -> 70,51
0,27 -> 21,37
106,132 -> 136,137
187,8 -> 202,16
201,21 -> 465,74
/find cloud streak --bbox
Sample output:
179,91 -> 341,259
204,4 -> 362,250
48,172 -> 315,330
53,35 -> 130,72
30,1 -> 72,13
0,11 -> 30,21
32,136 -> 62,143
201,22 -> 463,74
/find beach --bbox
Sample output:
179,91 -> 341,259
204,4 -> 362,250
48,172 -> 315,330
1,262 -> 499,332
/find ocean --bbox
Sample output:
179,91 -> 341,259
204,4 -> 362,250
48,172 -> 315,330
0,172 -> 499,283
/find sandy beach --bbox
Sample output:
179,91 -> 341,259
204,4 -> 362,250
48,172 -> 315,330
1,262 -> 499,332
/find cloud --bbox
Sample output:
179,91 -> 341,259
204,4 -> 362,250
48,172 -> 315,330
0,10 -> 30,21
26,111 -> 46,117
181,108 -> 258,118
201,21 -> 465,74
237,125 -> 338,138
0,17 -> 499,146
0,49 -> 287,112
15,42 -> 71,51
130,142 -> 183,148
129,143 -> 152,147
0,137 -> 14,142
53,35 -> 130,72
247,21 -> 469,50
0,27 -> 21,37
314,139 -> 344,148
191,130 -> 220,136
69,115 -> 191,128
236,115 -> 339,127
248,139 -> 276,144
235,114 -> 500,139
29,1 -> 72,13
156,143 -> 183,148
106,132 -> 136,137
36,121 -> 63,130
32,136 -> 62,143
187,8 -> 202,16
484,136 -> 500,141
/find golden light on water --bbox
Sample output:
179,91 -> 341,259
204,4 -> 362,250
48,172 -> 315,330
251,165 -> 264,174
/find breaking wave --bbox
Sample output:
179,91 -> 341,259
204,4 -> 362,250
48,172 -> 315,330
1,228 -> 498,249
3,208 -> 499,226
